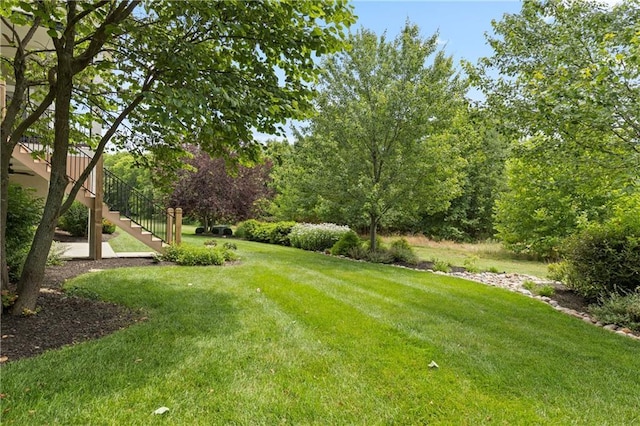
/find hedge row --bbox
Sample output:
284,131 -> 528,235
289,223 -> 351,251
161,244 -> 238,266
235,220 -> 419,265
235,219 -> 297,246
236,220 -> 352,252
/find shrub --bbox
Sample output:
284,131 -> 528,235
203,239 -> 218,247
431,258 -> 451,273
251,222 -> 274,243
223,241 -> 237,250
58,201 -> 89,237
364,249 -> 395,264
522,280 -> 555,297
236,220 -> 297,246
562,218 -> 640,300
235,219 -> 260,240
347,246 -> 369,260
47,241 -> 68,266
463,255 -> 481,273
161,244 -> 237,266
547,261 -> 569,282
388,238 -> 418,264
102,219 -> 116,234
268,221 -> 296,246
6,184 -> 43,283
331,230 -> 361,256
289,223 -> 351,252
589,291 -> 640,332
536,285 -> 556,298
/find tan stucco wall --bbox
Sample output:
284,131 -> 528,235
8,172 -> 49,200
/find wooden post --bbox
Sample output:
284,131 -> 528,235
175,207 -> 182,245
89,155 -> 104,260
166,208 -> 174,245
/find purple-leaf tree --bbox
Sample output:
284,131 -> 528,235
170,146 -> 273,230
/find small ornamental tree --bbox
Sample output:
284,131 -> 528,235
1,0 -> 355,314
170,146 -> 274,229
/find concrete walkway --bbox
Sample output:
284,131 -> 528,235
60,242 -> 156,259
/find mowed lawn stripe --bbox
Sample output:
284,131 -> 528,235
245,245 -> 640,423
1,241 -> 639,425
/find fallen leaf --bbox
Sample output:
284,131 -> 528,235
153,406 -> 170,415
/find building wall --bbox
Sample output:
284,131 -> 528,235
8,172 -> 49,200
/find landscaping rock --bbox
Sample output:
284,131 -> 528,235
447,270 -> 639,340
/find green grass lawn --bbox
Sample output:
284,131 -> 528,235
2,238 -> 639,424
107,226 -> 157,253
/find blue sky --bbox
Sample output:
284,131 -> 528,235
351,1 -> 522,67
258,1 -> 524,141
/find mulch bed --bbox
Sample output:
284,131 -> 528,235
1,257 -> 159,363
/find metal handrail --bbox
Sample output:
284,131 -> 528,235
17,136 -> 172,243
103,168 -> 171,242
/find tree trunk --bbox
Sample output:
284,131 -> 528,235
0,150 -> 11,292
369,214 -> 378,252
11,22 -> 75,315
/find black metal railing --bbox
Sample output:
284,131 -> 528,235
103,168 -> 171,242
17,137 -> 172,244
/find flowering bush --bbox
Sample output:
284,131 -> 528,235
289,223 -> 352,252
102,219 -> 116,234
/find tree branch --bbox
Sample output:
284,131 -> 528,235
62,73 -> 157,213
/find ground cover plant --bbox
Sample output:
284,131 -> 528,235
1,239 -> 639,424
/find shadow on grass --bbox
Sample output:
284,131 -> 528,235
1,274 -> 241,423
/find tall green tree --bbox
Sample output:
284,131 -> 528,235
494,136 -> 627,259
418,107 -> 509,241
275,24 -> 466,250
468,0 -> 640,159
1,0 -> 354,313
468,0 -> 640,255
